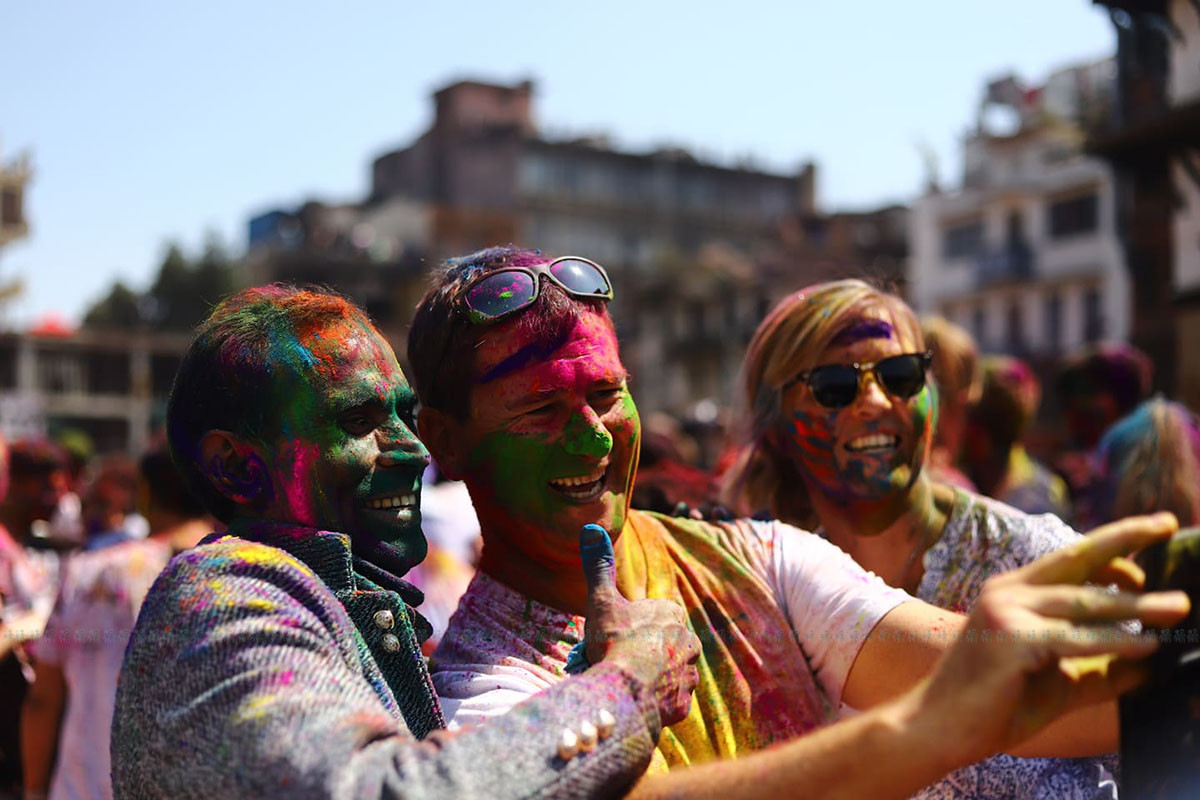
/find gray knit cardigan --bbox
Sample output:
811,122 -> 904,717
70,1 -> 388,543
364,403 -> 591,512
111,520 -> 660,799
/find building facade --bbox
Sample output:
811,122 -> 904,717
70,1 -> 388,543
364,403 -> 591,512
248,79 -> 901,421
0,329 -> 189,455
910,61 -> 1128,367
1091,0 -> 1200,406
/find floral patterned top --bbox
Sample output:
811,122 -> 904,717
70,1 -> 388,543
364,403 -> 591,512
911,489 -> 1117,800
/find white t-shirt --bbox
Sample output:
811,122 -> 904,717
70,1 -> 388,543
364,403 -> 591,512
432,517 -> 912,727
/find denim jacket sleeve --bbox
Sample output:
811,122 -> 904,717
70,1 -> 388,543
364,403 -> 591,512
111,539 -> 661,799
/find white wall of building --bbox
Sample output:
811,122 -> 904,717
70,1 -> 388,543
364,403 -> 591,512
1174,157 -> 1200,293
1169,0 -> 1200,106
909,141 -> 1126,357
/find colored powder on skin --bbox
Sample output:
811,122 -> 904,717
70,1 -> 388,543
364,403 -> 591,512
479,329 -> 574,384
563,411 -> 614,458
784,408 -> 841,490
831,319 -> 894,346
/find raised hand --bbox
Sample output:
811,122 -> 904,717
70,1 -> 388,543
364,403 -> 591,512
918,512 -> 1192,764
579,523 -> 701,725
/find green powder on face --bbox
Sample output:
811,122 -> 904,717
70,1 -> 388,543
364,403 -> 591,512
563,411 -> 613,458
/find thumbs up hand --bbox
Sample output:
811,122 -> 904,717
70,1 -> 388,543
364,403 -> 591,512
579,524 -> 700,726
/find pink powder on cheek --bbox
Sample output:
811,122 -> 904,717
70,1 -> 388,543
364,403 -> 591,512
276,440 -> 326,524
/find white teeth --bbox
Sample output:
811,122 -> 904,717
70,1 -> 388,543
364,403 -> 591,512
549,470 -> 606,489
847,434 -> 898,452
368,494 -> 416,510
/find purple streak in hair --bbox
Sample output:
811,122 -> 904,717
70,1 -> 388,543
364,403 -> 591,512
832,319 -> 893,346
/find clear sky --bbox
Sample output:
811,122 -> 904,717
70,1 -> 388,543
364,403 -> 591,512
1,1 -> 1115,327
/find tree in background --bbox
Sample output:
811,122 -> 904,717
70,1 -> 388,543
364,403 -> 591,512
83,234 -> 236,332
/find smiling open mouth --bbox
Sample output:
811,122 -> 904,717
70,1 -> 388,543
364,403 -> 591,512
845,434 -> 900,453
363,493 -> 419,524
548,468 -> 608,503
367,493 -> 417,510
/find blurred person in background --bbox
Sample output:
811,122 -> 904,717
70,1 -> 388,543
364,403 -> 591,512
409,462 -> 479,654
722,279 -> 1117,798
42,430 -> 94,549
0,441 -> 70,556
964,356 -> 1071,520
1055,343 -> 1154,500
79,455 -> 142,551
0,434 -> 23,800
0,440 -> 71,794
1087,397 -> 1200,527
20,445 -> 210,800
631,412 -> 719,516
919,316 -> 980,492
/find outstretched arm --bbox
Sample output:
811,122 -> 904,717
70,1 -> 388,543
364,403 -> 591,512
632,513 -> 1189,800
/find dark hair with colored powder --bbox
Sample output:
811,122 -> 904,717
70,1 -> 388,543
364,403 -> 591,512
407,246 -> 612,420
1093,397 -> 1200,525
8,439 -> 69,480
970,356 -> 1041,451
1057,343 -> 1153,417
140,445 -> 209,519
167,284 -> 379,522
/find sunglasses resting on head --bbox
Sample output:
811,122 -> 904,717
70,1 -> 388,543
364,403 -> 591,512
460,256 -> 613,323
787,352 -> 933,410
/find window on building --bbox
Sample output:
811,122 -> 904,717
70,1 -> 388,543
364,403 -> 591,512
1044,292 -> 1063,352
942,220 -> 984,260
36,349 -> 85,395
0,339 -> 15,390
690,301 -> 707,339
1,188 -> 21,226
86,350 -> 132,395
723,294 -> 739,332
1006,300 -> 1024,352
1084,287 -> 1104,342
756,294 -> 771,326
1048,193 -> 1099,239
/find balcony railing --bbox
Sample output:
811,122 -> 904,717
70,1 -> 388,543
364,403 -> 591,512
975,243 -> 1035,288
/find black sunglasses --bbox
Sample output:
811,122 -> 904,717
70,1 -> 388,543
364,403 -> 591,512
460,257 -> 613,324
787,352 -> 933,410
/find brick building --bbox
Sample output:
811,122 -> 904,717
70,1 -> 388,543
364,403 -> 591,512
249,79 -> 904,418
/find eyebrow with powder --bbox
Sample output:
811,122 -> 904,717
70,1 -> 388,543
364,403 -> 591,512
832,319 -> 894,346
478,330 -> 573,384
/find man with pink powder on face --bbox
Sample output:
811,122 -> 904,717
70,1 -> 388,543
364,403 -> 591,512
412,246 -> 1189,797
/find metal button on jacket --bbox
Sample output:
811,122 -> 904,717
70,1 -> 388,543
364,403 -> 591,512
557,729 -> 580,761
596,709 -> 616,739
578,720 -> 598,752
381,633 -> 402,652
373,609 -> 395,630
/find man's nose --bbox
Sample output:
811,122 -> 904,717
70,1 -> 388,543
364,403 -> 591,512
564,408 -> 613,458
852,372 -> 892,413
377,422 -> 431,468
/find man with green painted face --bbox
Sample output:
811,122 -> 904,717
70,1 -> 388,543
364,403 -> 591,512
110,284 -> 703,799
412,247 -> 1191,796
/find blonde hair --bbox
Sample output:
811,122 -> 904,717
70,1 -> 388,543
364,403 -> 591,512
721,279 -> 922,523
920,315 -> 981,405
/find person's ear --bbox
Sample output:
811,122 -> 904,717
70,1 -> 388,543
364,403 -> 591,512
417,407 -> 467,481
198,431 -> 274,507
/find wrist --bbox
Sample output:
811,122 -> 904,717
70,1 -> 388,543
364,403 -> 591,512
588,659 -> 662,740
896,680 -> 990,773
